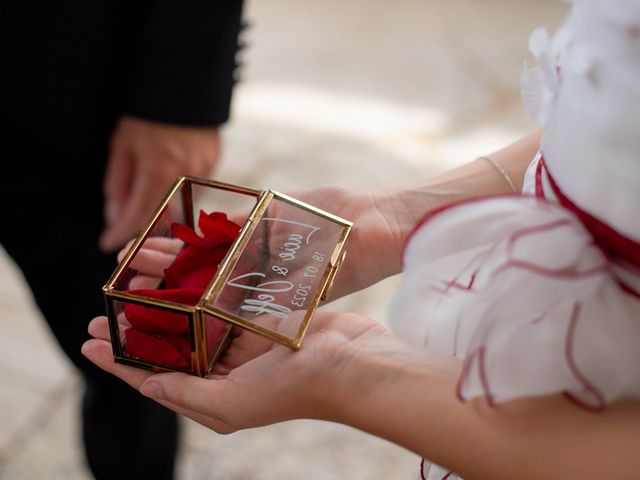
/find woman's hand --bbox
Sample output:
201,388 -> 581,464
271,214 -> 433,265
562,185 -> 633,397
82,310 -> 395,433
282,185 -> 428,299
115,185 -> 423,299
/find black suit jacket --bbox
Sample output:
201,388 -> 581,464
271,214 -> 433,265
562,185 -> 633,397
7,0 -> 244,150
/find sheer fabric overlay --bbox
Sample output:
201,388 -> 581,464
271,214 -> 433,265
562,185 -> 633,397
389,1 -> 640,478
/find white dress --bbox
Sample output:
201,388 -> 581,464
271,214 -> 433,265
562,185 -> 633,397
387,1 -> 640,478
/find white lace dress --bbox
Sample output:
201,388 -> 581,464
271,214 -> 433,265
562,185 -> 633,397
387,1 -> 640,478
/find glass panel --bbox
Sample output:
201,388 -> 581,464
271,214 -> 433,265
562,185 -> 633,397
112,299 -> 194,373
111,184 -> 186,292
105,178 -> 262,374
112,179 -> 259,294
204,312 -> 231,370
210,195 -> 347,342
190,181 -> 256,228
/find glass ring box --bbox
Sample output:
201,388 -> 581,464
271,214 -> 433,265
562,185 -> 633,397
103,177 -> 352,376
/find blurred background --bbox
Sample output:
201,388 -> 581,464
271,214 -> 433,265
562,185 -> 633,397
0,1 -> 565,478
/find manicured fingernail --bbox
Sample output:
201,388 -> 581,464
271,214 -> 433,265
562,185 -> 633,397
140,381 -> 164,400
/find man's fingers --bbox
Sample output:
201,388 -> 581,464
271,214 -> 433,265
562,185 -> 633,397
128,274 -> 163,290
99,173 -> 163,252
117,239 -> 137,262
140,237 -> 183,254
127,247 -> 177,277
88,316 -> 111,340
118,237 -> 182,265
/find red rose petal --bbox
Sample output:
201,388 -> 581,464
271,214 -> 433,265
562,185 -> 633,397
164,211 -> 241,289
124,328 -> 191,369
123,288 -> 204,335
198,210 -> 241,242
171,211 -> 241,250
164,244 -> 230,289
120,210 -> 241,370
171,223 -> 209,248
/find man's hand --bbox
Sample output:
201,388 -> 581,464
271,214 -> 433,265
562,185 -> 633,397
99,116 -> 221,252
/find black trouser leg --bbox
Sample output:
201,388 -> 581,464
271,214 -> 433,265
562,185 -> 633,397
2,143 -> 179,480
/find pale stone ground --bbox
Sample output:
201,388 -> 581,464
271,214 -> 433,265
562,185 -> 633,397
0,1 -> 565,478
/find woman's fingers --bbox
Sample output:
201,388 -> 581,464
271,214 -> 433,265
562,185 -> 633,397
80,337 -> 232,431
139,372 -> 228,418
81,338 -> 154,390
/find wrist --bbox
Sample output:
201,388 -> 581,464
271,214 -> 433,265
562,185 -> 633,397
313,320 -> 417,424
318,329 -> 466,461
378,185 -> 463,267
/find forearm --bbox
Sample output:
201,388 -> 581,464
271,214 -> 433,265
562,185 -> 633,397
279,132 -> 542,298
379,130 -> 543,273
323,335 -> 640,479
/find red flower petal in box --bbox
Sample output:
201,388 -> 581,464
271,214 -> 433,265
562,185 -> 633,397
124,328 -> 191,369
123,288 -> 204,335
119,210 -> 241,371
164,211 -> 241,289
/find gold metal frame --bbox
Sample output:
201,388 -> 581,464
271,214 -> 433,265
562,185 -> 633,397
103,177 -> 352,377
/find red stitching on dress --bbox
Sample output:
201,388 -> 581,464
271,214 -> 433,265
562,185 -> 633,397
420,458 -> 427,480
402,193 -> 529,262
535,157 -> 545,198
443,252 -> 490,292
491,258 -> 608,281
407,154 -> 638,414
456,355 -> 473,402
506,219 -> 575,255
478,345 -> 495,406
531,314 -> 544,324
564,304 -> 606,410
433,280 -> 476,294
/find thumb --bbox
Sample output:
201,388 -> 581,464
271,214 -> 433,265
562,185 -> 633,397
140,372 -> 224,412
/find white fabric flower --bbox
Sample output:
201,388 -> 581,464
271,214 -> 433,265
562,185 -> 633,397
520,26 -> 571,124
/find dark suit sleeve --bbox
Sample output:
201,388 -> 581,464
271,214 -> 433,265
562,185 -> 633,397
124,0 -> 245,127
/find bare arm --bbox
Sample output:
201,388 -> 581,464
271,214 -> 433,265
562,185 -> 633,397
83,309 -> 640,480
83,129 -> 639,478
329,331 -> 640,480
292,130 -> 543,298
